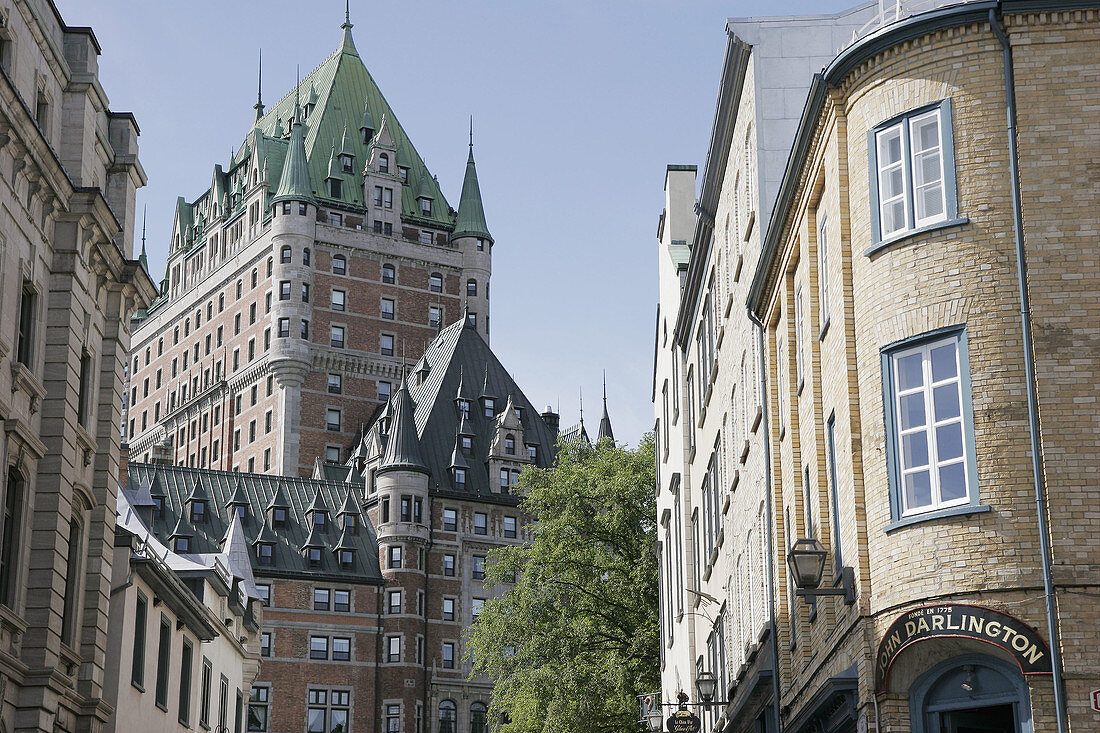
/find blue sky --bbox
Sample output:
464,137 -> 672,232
59,0 -> 853,446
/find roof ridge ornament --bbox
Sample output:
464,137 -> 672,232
254,49 -> 264,121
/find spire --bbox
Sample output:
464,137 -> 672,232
273,73 -> 315,205
254,49 -> 264,121
597,372 -> 615,443
340,0 -> 358,55
378,382 -> 428,475
451,121 -> 493,243
138,205 -> 148,271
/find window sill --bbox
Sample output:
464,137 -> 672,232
728,469 -> 740,496
155,701 -> 168,713
739,439 -> 750,465
731,252 -> 744,284
751,405 -> 762,433
131,681 -> 145,694
819,317 -> 831,343
742,211 -> 756,243
864,216 -> 969,257
885,502 -> 991,533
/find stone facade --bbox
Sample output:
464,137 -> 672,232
125,17 -> 493,478
659,2 -> 1099,733
0,1 -> 156,732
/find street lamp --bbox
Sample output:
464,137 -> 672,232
695,671 -> 718,703
786,537 -> 856,604
644,709 -> 663,731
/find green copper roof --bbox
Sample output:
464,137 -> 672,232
249,25 -> 452,224
272,110 -> 314,204
451,145 -> 492,242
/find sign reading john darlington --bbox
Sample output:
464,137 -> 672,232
875,603 -> 1052,691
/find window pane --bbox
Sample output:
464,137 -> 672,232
933,384 -> 961,420
904,470 -> 932,509
939,462 -> 967,502
330,709 -> 348,733
896,353 -> 924,391
902,432 -> 929,469
878,126 -> 902,165
307,708 -> 326,732
930,343 -> 958,382
936,423 -> 964,461
898,393 -> 926,431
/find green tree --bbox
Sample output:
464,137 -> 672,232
467,434 -> 658,733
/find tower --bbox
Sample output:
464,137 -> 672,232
450,124 -> 493,342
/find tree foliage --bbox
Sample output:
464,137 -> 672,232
467,435 -> 658,733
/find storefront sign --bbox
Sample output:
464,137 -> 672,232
1090,688 -> 1100,713
666,709 -> 701,733
875,603 -> 1051,691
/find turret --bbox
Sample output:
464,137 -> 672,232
597,373 -> 615,444
268,97 -> 317,474
450,127 -> 493,342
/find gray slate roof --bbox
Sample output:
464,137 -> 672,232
125,464 -> 384,585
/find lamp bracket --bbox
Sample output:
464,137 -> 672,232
795,566 -> 856,604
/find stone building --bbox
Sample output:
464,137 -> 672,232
125,11 -> 495,477
652,5 -> 874,733
124,315 -> 564,733
0,1 -> 157,732
657,2 -> 1100,733
104,481 -> 263,733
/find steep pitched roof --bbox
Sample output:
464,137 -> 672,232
452,144 -> 492,243
379,383 -> 428,475
125,464 -> 384,584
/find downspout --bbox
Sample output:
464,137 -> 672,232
422,494 -> 433,733
749,312 -> 784,733
988,9 -> 1067,733
375,581 -> 383,733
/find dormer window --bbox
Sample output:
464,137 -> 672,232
505,435 -> 516,455
338,550 -> 354,568
174,537 -> 190,553
419,198 -> 432,217
152,497 -> 164,521
313,511 -> 328,532
379,154 -> 389,174
307,548 -> 322,565
257,543 -> 274,565
460,436 -> 473,457
343,514 -> 358,533
340,154 -> 354,174
527,444 -> 538,461
271,507 -> 287,527
453,468 -> 466,488
361,127 -> 373,144
483,397 -> 495,418
232,504 -> 247,522
329,179 -> 342,199
457,400 -> 470,419
190,500 -> 206,523
399,167 -> 409,183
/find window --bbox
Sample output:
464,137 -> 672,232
302,283 -> 310,302
247,685 -> 269,732
817,215 -> 830,331
386,703 -> 401,733
331,289 -> 346,311
389,545 -> 403,569
381,298 -> 395,320
256,543 -> 273,565
429,273 -> 443,293
383,188 -> 393,209
442,554 -> 455,577
795,286 -> 805,389
280,245 -> 292,263
307,689 -> 349,733
442,508 -> 457,531
871,101 -> 956,244
256,584 -> 271,606
278,318 -> 290,338
471,598 -> 485,620
331,325 -> 345,349
439,701 -> 457,733
378,381 -> 392,401
442,597 -> 455,621
380,334 -> 394,356
499,468 -> 511,489
132,593 -> 147,688
303,247 -> 311,265
279,280 -> 291,300
201,658 -> 213,728
460,436 -> 473,456
503,516 -> 517,538
483,397 -> 495,418
179,638 -> 193,725
332,637 -> 351,661
387,589 -> 402,614
452,468 -> 466,488
17,284 -> 36,367
328,373 -> 342,394
382,264 -> 395,283
473,512 -> 487,535
333,255 -> 346,275
884,329 -> 976,521
314,588 -> 331,610
527,444 -> 538,461
429,306 -> 441,330
419,198 -> 432,217
504,434 -> 515,454
442,642 -> 455,669
309,636 -> 329,660
387,636 -> 401,662
334,590 -> 350,612
379,153 -> 390,173
327,409 -> 341,432
155,617 -> 171,709
466,279 -> 477,297
472,555 -> 485,580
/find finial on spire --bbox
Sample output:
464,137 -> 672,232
469,115 -> 474,149
343,0 -> 351,28
294,65 -> 301,120
579,387 -> 584,425
602,370 -> 607,405
139,204 -> 148,264
254,49 -> 264,121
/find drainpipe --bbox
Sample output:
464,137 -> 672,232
749,312 -> 784,733
988,9 -> 1067,733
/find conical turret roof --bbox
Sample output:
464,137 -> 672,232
378,383 -> 428,475
272,101 -> 314,204
452,144 -> 492,243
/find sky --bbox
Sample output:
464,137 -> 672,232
57,0 -> 855,446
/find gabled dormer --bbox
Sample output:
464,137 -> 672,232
337,487 -> 362,535
301,525 -> 326,567
324,143 -> 344,200
454,367 -> 473,421
266,485 -> 290,528
226,479 -> 250,524
338,124 -> 355,175
185,479 -> 210,523
416,171 -> 435,218
252,522 -> 278,566
414,356 -> 431,386
169,516 -> 193,553
489,395 -> 526,459
333,530 -> 356,569
479,366 -> 497,419
305,489 -> 331,533
366,113 -> 398,176
359,99 -> 375,144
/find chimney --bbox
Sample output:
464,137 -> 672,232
540,405 -> 559,441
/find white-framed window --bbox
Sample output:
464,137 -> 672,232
776,336 -> 787,439
385,703 -> 401,733
380,333 -> 394,356
442,508 -> 457,531
387,636 -> 401,662
332,254 -> 347,275
870,101 -> 957,245
883,328 -> 978,522
429,273 -> 443,293
442,597 -> 456,621
818,215 -> 830,332
307,689 -> 349,733
331,289 -> 346,312
328,373 -> 342,394
795,286 -> 805,389
330,325 -> 345,349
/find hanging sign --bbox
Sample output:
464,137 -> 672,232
875,603 -> 1051,692
666,709 -> 701,733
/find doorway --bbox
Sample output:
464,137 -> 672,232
940,703 -> 1016,733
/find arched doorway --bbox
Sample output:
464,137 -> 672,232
909,655 -> 1033,733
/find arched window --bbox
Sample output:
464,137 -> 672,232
470,702 -> 487,733
251,269 -> 258,288
379,153 -> 390,174
382,264 -> 395,284
280,246 -> 292,264
303,247 -> 311,266
438,700 -> 456,733
504,434 -> 515,455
